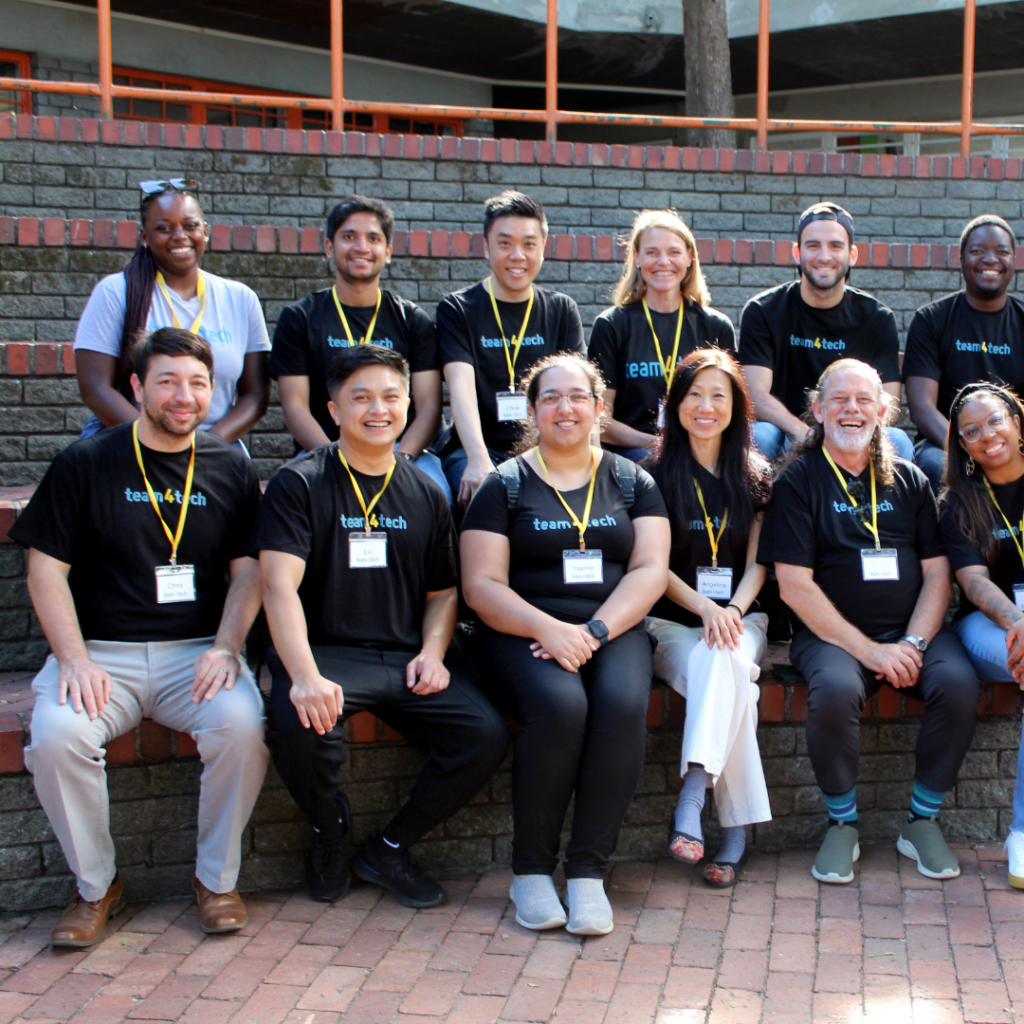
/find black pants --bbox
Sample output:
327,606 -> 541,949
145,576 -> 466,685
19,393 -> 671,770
791,627 -> 979,796
482,626 -> 653,879
268,645 -> 509,847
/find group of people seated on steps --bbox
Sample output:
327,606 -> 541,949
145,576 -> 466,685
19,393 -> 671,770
11,180 -> 1024,952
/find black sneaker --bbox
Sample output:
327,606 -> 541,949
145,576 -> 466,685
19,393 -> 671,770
353,832 -> 447,908
306,833 -> 351,903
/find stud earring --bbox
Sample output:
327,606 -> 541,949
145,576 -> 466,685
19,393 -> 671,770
966,457 -> 976,476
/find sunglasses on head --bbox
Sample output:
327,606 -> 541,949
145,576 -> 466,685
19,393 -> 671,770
845,479 -> 872,527
138,178 -> 198,196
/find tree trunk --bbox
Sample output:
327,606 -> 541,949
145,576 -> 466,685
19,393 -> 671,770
684,0 -> 736,149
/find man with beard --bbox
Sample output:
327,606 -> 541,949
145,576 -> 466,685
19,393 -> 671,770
11,328 -> 267,945
739,203 -> 912,462
758,359 -> 978,885
904,214 -> 1024,490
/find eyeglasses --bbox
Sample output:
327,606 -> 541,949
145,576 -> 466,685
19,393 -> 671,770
138,178 -> 198,195
845,479 -> 873,528
959,411 -> 1008,444
535,391 -> 595,408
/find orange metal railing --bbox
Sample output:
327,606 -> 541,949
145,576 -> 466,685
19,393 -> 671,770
0,0 -> 1020,157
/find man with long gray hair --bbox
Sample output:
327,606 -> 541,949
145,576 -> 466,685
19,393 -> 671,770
758,358 -> 979,885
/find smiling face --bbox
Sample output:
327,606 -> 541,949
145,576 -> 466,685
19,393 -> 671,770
796,219 -> 857,292
328,365 -> 409,448
530,363 -> 603,451
678,366 -> 733,443
962,224 -> 1015,303
484,215 -> 545,298
957,394 -> 1023,474
636,227 -> 692,302
325,211 -> 392,286
131,354 -> 212,438
140,193 -> 208,279
813,366 -> 883,456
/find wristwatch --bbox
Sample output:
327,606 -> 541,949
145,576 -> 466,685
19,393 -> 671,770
585,619 -> 609,646
901,635 -> 928,652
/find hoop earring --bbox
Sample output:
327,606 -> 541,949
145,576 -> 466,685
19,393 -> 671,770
1018,438 -> 1024,454
966,457 -> 976,476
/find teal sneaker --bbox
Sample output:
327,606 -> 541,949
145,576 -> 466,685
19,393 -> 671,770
811,821 -> 860,884
897,817 -> 960,879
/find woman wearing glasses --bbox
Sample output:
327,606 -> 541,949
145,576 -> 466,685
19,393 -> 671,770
461,353 -> 670,935
645,348 -> 773,887
938,383 -> 1024,889
73,179 -> 270,447
588,209 -> 735,463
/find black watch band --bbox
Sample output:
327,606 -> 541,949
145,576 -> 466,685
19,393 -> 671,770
586,619 -> 609,646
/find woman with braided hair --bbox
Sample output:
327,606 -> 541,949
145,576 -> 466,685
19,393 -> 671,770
74,179 -> 270,447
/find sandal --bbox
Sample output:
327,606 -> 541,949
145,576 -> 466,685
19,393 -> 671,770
668,823 -> 704,864
703,849 -> 748,888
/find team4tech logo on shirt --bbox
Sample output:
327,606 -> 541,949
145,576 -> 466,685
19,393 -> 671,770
480,334 -> 545,349
955,339 -> 1011,354
833,499 -> 894,515
340,513 -> 408,529
791,335 -> 845,351
328,336 -> 395,349
125,489 -> 208,505
533,516 -> 618,530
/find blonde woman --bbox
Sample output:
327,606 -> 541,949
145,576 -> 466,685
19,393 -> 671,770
589,210 -> 735,462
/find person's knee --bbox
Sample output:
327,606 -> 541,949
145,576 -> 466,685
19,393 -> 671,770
752,422 -> 784,462
27,702 -> 101,763
195,685 -> 267,759
886,427 -> 915,463
804,669 -> 865,721
522,677 -> 588,736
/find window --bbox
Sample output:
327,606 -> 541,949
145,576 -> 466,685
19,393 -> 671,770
0,50 -> 31,115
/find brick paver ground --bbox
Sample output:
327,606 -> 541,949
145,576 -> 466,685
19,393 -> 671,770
0,843 -> 1020,1024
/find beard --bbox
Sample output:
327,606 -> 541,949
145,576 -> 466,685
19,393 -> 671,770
801,253 -> 849,291
142,397 -> 203,437
825,419 -> 874,454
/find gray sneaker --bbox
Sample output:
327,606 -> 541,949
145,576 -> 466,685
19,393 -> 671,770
897,817 -> 960,879
811,821 -> 860,884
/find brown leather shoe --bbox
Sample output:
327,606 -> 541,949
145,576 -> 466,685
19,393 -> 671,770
51,875 -> 126,948
192,876 -> 248,933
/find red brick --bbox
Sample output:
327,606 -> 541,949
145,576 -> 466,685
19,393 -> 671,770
662,966 -> 714,1009
619,944 -> 669,986
762,969 -> 814,1020
105,730 -> 137,764
264,944 -> 335,988
395,912 -> 456,953
951,944 -> 1001,981
909,958 -> 958,1001
575,235 -> 594,261
408,231 -> 429,257
502,975 -> 563,1021
714,238 -> 732,264
554,235 -> 574,260
518,938 -> 575,980
862,904 -> 905,939
910,243 -> 928,267
708,986 -> 762,1023
451,231 -> 471,258
792,151 -> 809,174
176,732 -> 198,757
295,965 -> 367,1013
772,897 -> 816,934
994,920 -> 1024,959
775,239 -> 792,266
672,929 -> 722,969
128,972 -> 208,1019
562,959 -> 618,1001
682,147 -> 699,171
734,239 -> 753,264
364,899 -> 416,933
462,952 -> 525,996
696,238 -> 713,264
301,906 -> 365,947
17,218 -> 39,246
399,969 -> 464,1016
232,225 -> 254,251
814,952 -> 862,994
42,217 -> 65,246
255,225 -> 276,253
430,230 -> 449,258
699,148 -> 716,172
718,948 -> 767,992
300,226 -> 321,254
946,905 -> 993,947
202,956 -> 278,1002
772,150 -> 789,174
451,898 -> 505,935
363,949 -> 431,992
754,239 -> 773,264
724,913 -> 771,951
603,980 -> 659,1024
349,712 -> 377,743
903,889 -> 946,926
138,720 -> 172,760
768,930 -> 815,973
177,934 -> 250,976
2,948 -> 85,994
959,978 -> 1014,1023
819,917 -> 862,956
116,220 -> 138,249
0,716 -> 23,774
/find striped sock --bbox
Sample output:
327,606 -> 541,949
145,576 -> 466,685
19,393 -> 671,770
821,787 -> 858,823
909,780 -> 946,820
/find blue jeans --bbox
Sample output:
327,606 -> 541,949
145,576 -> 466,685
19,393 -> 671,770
915,438 -> 946,492
602,443 -> 653,464
441,446 -> 505,500
953,610 -> 1024,833
753,421 -> 915,464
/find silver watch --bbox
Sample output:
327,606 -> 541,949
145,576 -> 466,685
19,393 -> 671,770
901,635 -> 928,652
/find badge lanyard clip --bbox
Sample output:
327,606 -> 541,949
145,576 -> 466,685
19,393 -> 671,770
132,420 -> 195,566
641,297 -> 683,392
487,276 -> 535,394
155,271 -> 206,335
332,286 -> 382,345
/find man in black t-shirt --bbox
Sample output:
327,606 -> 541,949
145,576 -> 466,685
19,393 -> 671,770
739,203 -> 911,463
271,195 -> 449,498
11,328 -> 267,947
758,359 -> 978,886
905,214 -> 1024,489
252,345 -> 507,908
438,191 -> 585,508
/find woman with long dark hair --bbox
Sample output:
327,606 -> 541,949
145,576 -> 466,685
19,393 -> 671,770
938,382 -> 1024,889
461,353 -> 670,935
647,348 -> 772,887
74,179 -> 270,446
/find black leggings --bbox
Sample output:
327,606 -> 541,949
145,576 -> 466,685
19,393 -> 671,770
791,627 -> 979,796
482,626 -> 653,879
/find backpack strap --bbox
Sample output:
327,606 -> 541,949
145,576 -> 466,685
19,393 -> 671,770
497,457 -> 522,509
610,453 -> 637,508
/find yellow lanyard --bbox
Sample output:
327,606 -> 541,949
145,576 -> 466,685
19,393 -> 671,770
983,478 -> 1024,567
694,481 -> 729,569
535,448 -> 598,552
155,271 -> 206,334
331,286 -> 382,345
641,297 -> 684,391
487,276 -> 535,391
132,420 -> 195,566
337,448 -> 396,537
822,448 -> 880,551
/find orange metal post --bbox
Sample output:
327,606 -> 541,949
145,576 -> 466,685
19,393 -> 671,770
331,0 -> 344,132
961,0 -> 976,159
756,0 -> 770,150
545,0 -> 558,143
97,0 -> 113,120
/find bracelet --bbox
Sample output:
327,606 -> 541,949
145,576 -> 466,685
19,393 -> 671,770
727,603 -> 744,615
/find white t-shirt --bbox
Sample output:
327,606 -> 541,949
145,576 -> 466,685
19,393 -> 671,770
74,270 -> 271,429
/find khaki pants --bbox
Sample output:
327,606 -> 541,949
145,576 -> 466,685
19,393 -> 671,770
25,637 -> 268,901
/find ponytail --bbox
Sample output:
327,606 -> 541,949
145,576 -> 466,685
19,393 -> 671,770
117,244 -> 158,398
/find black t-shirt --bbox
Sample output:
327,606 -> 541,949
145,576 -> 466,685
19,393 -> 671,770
650,462 -> 761,628
10,425 -> 261,643
903,292 -> 1024,419
739,281 -> 901,417
589,302 -> 736,436
269,287 -> 438,443
757,449 -> 944,642
939,474 -> 1024,620
461,451 -> 668,623
249,445 -> 457,651
436,282 -> 585,455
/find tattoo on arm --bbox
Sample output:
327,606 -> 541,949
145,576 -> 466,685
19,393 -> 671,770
962,566 -> 1023,630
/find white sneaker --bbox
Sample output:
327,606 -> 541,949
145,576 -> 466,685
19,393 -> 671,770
565,878 -> 614,936
509,875 -> 567,930
1005,831 -> 1024,890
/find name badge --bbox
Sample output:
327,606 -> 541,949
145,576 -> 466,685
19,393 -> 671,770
497,392 -> 528,422
1014,584 -> 1024,610
155,564 -> 196,604
349,532 -> 388,568
696,566 -> 733,600
563,549 -> 604,584
861,548 -> 899,581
